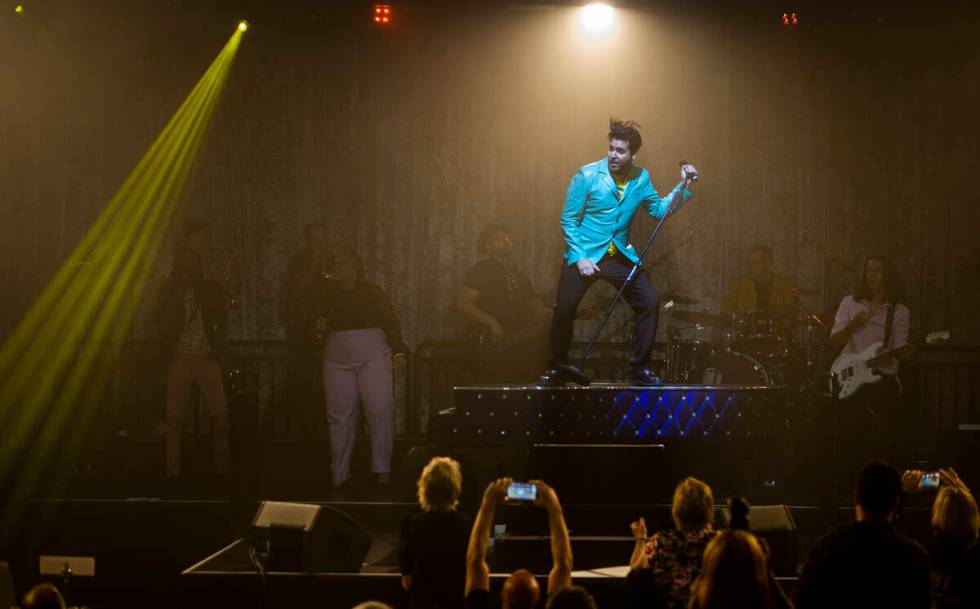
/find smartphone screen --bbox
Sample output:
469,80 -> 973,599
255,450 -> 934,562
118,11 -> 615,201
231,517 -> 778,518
507,482 -> 537,502
919,472 -> 940,490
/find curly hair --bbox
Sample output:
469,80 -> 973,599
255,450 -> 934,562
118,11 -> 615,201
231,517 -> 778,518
854,255 -> 906,304
416,456 -> 462,512
608,118 -> 643,154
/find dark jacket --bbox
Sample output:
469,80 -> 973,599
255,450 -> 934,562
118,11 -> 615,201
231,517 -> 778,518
155,278 -> 228,359
399,509 -> 470,609
794,519 -> 931,609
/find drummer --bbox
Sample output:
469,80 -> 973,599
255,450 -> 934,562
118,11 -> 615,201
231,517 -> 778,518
721,244 -> 797,323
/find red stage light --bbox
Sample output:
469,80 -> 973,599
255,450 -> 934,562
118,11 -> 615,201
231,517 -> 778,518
373,4 -> 392,25
781,11 -> 799,26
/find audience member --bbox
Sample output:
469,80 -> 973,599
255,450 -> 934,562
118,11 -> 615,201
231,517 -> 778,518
794,460 -> 931,609
688,529 -> 779,609
155,247 -> 229,481
545,585 -> 597,609
351,602 -> 393,609
904,467 -> 980,609
465,478 -> 574,609
319,250 -> 408,489
722,496 -> 794,609
21,583 -> 66,609
400,457 -> 471,609
628,477 -> 716,609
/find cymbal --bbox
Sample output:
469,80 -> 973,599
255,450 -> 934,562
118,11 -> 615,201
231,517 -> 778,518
661,291 -> 701,305
667,310 -> 727,325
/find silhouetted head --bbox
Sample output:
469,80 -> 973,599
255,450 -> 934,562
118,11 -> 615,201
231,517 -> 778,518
502,569 -> 540,609
855,460 -> 902,521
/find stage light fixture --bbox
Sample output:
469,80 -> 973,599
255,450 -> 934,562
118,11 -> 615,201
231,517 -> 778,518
781,12 -> 799,26
14,4 -> 24,14
578,3 -> 616,39
238,20 -> 249,32
373,4 -> 392,25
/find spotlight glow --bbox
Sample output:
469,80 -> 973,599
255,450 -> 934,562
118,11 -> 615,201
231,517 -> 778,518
238,20 -> 249,32
14,4 -> 24,14
578,3 -> 616,38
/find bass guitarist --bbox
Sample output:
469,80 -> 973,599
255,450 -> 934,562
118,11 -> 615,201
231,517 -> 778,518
828,255 -> 910,457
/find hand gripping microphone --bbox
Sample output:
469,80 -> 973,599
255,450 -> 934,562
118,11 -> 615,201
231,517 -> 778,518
679,160 -> 699,182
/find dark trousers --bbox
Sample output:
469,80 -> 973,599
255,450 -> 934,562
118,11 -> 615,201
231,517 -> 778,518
550,252 -> 660,369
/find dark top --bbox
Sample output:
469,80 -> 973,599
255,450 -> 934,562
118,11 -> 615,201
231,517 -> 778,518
928,538 -> 980,609
400,510 -> 471,609
320,281 -> 408,355
753,279 -> 772,314
464,589 -> 492,609
794,519 -> 931,609
462,258 -> 537,333
154,278 -> 227,359
281,248 -> 331,340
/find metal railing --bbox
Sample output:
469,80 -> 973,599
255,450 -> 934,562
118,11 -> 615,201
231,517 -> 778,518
108,340 -> 980,451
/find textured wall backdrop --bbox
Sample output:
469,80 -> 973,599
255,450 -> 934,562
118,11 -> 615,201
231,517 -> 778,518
2,1 -> 979,350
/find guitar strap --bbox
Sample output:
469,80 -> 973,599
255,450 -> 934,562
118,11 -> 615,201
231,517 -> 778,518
882,303 -> 895,350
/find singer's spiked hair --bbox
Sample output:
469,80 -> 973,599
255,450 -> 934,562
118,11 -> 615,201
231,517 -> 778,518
608,118 -> 643,154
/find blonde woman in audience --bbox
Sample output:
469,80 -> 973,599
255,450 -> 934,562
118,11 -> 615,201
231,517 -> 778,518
927,468 -> 980,609
399,456 -> 470,609
629,477 -> 716,609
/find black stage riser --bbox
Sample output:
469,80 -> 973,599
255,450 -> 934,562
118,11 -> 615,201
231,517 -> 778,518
438,385 -> 791,443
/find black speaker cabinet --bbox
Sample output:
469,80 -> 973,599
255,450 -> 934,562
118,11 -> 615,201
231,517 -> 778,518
723,504 -> 798,576
252,501 -> 371,573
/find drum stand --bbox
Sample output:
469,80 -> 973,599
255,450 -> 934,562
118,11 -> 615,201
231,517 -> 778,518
555,194 -> 682,386
794,296 -> 826,422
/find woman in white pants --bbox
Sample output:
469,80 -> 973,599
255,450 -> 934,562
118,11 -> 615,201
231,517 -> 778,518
320,251 -> 407,488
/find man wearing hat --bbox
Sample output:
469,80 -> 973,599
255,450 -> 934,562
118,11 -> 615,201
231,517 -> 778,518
452,223 -> 551,382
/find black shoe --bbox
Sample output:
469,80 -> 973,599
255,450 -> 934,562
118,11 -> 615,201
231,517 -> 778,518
538,368 -> 563,387
630,367 -> 664,387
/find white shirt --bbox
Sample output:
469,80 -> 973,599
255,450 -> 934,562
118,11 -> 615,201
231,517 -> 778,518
832,295 -> 909,376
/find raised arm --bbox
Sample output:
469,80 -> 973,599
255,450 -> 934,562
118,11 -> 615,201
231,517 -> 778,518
465,478 -> 511,596
532,480 -> 573,595
643,164 -> 696,219
628,517 -> 651,570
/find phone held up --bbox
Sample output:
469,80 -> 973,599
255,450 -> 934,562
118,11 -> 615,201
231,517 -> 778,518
507,482 -> 537,503
918,471 -> 941,490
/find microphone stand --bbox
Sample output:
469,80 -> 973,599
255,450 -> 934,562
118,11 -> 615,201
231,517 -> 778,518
556,179 -> 692,386
802,232 -> 854,315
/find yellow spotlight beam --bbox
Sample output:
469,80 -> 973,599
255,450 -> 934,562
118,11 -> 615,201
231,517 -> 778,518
0,25 -> 245,534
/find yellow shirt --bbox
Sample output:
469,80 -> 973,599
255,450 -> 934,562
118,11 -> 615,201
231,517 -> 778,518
607,177 -> 630,256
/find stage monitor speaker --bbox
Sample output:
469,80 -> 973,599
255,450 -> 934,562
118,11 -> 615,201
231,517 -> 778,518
252,501 -> 371,573
723,504 -> 797,577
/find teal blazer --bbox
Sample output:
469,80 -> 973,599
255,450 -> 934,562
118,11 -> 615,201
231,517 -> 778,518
560,158 -> 693,266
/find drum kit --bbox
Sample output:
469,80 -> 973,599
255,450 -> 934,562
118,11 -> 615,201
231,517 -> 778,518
662,288 -> 826,389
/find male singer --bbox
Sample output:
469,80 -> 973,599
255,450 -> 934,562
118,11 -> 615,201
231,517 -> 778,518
540,118 -> 698,386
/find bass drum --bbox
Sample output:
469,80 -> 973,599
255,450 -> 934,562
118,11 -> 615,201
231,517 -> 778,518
698,351 -> 772,386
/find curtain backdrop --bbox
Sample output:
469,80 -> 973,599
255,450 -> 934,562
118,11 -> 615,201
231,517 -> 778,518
2,2 -> 979,349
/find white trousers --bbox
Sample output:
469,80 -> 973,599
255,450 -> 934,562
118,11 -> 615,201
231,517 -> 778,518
323,328 -> 394,485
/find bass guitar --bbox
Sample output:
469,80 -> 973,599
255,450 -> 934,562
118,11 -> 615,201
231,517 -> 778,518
831,330 -> 947,399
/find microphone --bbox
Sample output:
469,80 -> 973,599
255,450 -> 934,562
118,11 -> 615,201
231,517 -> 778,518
678,160 -> 699,182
